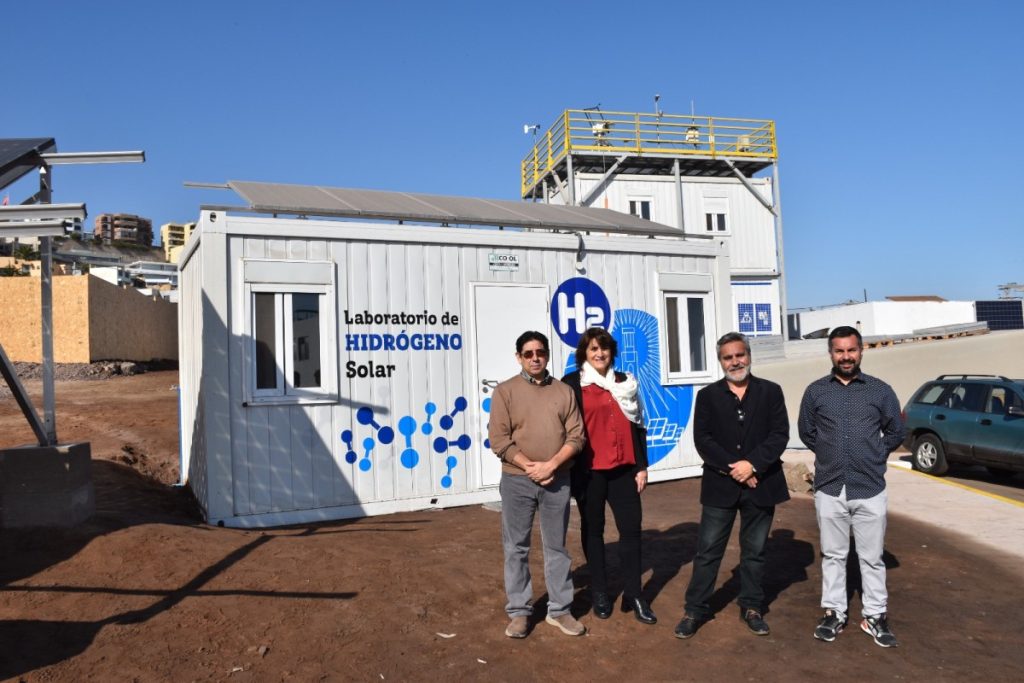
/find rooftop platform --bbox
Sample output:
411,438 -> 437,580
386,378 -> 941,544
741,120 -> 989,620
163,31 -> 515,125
521,110 -> 777,199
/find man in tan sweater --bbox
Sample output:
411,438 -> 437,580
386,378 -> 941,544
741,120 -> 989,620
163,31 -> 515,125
489,330 -> 586,638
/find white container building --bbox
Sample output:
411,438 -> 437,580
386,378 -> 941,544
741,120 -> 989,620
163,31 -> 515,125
179,181 -> 733,527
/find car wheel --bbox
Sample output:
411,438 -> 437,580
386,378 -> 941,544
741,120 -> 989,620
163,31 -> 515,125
912,434 -> 948,475
985,466 -> 1016,479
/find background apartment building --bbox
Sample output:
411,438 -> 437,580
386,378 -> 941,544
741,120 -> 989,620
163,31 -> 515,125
159,221 -> 196,262
94,213 -> 153,245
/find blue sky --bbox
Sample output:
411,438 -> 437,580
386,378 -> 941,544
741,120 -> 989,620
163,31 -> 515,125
5,1 -> 1022,308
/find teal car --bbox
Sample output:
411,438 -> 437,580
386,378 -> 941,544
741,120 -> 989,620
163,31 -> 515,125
902,375 -> 1024,476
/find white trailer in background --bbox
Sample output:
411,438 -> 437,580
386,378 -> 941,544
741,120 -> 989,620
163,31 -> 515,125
179,181 -> 732,527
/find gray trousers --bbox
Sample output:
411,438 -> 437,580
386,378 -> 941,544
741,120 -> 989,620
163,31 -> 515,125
500,471 -> 574,618
814,486 -> 888,618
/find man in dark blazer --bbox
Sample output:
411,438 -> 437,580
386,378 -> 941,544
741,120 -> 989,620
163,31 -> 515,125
674,332 -> 790,640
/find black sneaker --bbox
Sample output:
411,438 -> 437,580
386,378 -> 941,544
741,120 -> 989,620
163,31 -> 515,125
742,608 -> 770,636
813,609 -> 846,642
861,613 -> 898,648
674,613 -> 701,639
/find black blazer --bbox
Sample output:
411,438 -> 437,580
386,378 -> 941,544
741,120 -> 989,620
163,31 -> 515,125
561,370 -> 649,478
693,375 -> 790,507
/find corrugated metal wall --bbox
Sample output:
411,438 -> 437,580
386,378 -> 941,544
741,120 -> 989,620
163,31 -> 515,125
573,175 -> 778,273
209,228 -> 715,520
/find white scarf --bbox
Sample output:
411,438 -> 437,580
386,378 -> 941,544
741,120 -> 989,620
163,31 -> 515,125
579,361 -> 643,424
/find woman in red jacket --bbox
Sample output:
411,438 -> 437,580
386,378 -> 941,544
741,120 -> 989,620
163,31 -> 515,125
562,327 -> 655,625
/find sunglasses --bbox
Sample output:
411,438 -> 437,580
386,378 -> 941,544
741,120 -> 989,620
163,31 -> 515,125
520,349 -> 549,360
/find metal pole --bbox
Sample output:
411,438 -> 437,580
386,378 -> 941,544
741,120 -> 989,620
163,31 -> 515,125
39,164 -> 57,444
674,159 -> 686,235
566,153 -> 576,205
771,161 -> 789,340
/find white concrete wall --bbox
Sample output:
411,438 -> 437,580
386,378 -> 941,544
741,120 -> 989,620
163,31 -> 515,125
797,301 -> 976,337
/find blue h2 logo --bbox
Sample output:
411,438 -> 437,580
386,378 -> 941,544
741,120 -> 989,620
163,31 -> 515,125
551,277 -> 612,348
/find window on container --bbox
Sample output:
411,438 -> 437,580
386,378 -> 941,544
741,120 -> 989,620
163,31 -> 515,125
251,290 -> 328,399
703,196 -> 729,233
663,291 -> 711,379
628,199 -> 652,221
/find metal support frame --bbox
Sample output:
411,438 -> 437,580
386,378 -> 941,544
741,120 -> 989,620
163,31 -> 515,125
673,159 -> 686,234
38,164 -> 57,444
771,162 -> 788,338
0,344 -> 48,445
722,158 -> 777,216
546,169 -> 568,205
566,153 -> 576,205
578,154 -> 628,207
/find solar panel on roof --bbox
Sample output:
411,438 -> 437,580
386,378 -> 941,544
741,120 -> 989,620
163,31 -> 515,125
0,138 -> 57,190
226,180 -> 684,237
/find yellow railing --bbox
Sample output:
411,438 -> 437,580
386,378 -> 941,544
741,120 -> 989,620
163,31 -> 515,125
521,109 -> 777,197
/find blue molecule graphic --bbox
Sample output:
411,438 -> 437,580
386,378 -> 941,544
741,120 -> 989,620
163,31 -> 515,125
359,436 -> 375,472
440,455 -> 459,489
356,407 -> 374,425
378,426 -> 395,445
396,415 -> 420,469
482,398 -> 491,413
421,402 -> 437,435
340,430 -> 357,464
440,415 -> 454,430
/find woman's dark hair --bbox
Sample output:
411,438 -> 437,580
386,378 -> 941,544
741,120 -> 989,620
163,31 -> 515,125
574,327 -> 617,369
515,330 -> 550,354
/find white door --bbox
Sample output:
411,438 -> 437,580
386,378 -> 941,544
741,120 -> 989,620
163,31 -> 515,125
471,283 -> 550,488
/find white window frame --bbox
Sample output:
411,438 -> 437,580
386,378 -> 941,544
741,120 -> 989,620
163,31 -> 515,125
628,197 -> 653,221
703,195 -> 730,234
242,259 -> 337,406
656,272 -> 716,384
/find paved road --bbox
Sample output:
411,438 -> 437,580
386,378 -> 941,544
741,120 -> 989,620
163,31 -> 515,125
894,455 -> 1024,505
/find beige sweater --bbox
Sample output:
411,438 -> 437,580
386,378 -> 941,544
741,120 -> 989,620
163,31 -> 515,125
488,374 -> 585,476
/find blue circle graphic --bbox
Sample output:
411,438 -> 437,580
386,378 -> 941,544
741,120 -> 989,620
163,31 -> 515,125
400,448 -> 419,469
550,277 -> 612,348
356,407 -> 374,425
377,426 -> 395,445
440,415 -> 454,430
398,416 -> 417,436
344,451 -> 357,464
440,475 -> 453,489
358,459 -> 372,472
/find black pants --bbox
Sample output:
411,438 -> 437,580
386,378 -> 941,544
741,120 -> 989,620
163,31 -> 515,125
576,465 -> 643,600
684,488 -> 775,618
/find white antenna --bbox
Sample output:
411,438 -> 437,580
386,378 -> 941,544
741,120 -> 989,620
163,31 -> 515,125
654,93 -> 662,117
690,99 -> 695,117
523,124 -> 540,137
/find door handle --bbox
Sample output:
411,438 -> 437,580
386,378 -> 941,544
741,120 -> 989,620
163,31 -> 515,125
935,414 -> 946,421
481,379 -> 499,394
980,418 -> 992,426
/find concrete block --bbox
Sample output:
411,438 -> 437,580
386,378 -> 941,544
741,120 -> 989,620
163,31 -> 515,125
0,442 -> 94,527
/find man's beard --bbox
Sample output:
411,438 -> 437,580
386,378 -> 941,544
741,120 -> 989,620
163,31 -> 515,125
725,365 -> 750,383
833,361 -> 860,378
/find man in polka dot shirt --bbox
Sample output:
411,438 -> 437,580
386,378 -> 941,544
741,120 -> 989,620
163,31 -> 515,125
798,326 -> 905,648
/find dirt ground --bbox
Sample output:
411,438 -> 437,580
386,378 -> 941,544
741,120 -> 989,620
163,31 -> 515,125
1,371 -> 1022,682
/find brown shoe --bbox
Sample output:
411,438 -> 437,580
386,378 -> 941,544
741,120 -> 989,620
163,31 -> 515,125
545,613 -> 587,636
505,616 -> 528,638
